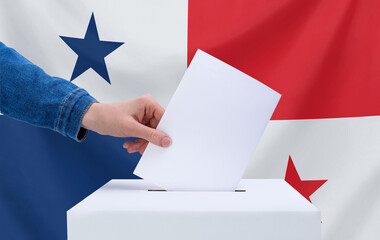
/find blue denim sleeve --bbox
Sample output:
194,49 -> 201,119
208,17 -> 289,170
0,41 -> 97,142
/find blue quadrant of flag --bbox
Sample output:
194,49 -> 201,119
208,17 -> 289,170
0,116 -> 140,239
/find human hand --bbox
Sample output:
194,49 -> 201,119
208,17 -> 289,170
81,94 -> 171,154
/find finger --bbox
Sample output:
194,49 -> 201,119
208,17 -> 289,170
131,122 -> 171,147
123,142 -> 131,148
153,104 -> 165,122
149,118 -> 159,129
141,116 -> 149,125
147,97 -> 165,121
135,138 -> 147,143
123,138 -> 146,147
123,141 -> 146,153
122,139 -> 143,149
138,142 -> 149,154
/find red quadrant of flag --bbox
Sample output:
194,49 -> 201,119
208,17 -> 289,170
188,0 -> 380,120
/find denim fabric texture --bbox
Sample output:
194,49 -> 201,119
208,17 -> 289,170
0,41 -> 97,141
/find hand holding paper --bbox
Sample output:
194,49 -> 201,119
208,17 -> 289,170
82,95 -> 171,154
134,50 -> 281,191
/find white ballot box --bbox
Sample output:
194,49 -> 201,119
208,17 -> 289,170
67,179 -> 321,240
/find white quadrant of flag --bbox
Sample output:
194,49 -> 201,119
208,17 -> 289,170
0,0 -> 188,106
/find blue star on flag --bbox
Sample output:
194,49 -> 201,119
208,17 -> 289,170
60,13 -> 124,84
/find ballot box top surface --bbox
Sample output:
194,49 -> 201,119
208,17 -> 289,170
68,179 -> 318,214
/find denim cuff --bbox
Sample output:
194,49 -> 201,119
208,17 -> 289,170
55,88 -> 97,142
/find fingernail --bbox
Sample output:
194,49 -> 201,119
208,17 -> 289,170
161,137 -> 171,147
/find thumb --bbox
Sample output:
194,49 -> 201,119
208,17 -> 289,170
132,123 -> 171,147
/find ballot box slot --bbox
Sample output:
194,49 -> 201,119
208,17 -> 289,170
147,189 -> 246,192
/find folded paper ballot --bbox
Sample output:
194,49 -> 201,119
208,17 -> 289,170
134,49 -> 281,191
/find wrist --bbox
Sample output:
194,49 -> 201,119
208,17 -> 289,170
81,102 -> 102,131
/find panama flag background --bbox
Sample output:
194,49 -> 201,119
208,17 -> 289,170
1,0 -> 380,239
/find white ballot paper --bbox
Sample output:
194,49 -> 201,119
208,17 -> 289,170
134,49 -> 281,191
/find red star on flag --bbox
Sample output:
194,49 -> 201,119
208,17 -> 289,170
285,156 -> 327,203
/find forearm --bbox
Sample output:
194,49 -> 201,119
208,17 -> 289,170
0,41 -> 97,141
